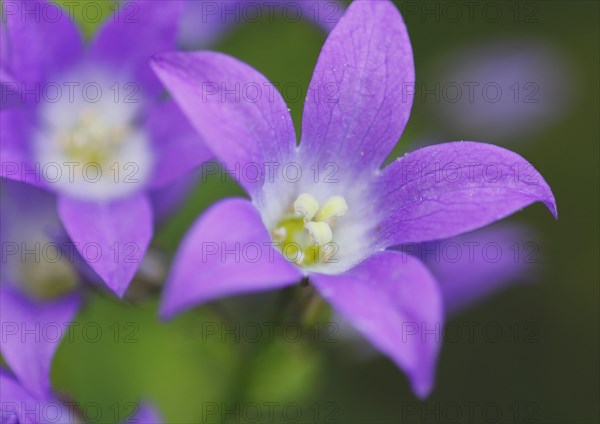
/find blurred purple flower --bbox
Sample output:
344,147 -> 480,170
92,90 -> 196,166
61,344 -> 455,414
389,221 -> 539,317
415,222 -> 539,314
153,0 -> 556,397
178,0 -> 345,48
0,262 -> 160,423
1,362 -> 163,424
424,37 -> 575,143
335,221 -> 539,361
1,369 -> 71,424
0,0 -> 211,297
0,180 -> 79,423
0,179 -> 92,296
0,286 -> 79,424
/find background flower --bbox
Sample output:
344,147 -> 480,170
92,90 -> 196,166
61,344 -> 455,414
0,0 -> 211,297
423,37 -> 576,144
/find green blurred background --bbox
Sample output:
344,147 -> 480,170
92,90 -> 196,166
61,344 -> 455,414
48,1 -> 598,423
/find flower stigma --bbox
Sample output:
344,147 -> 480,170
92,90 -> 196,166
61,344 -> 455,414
57,108 -> 130,166
272,193 -> 348,267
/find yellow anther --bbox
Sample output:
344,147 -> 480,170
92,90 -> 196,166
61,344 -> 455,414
314,195 -> 348,223
294,193 -> 320,221
57,108 -> 130,166
305,221 -> 333,245
274,192 -> 348,267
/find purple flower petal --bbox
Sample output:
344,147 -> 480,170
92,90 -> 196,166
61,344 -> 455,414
151,51 -> 296,197
0,285 -> 80,401
1,0 -> 82,87
376,141 -> 557,246
0,108 -> 46,188
145,100 -> 212,189
1,369 -> 38,424
88,0 -> 184,96
123,402 -> 163,424
161,198 -> 302,319
57,194 -> 153,297
0,369 -> 75,424
299,0 -> 414,172
311,251 -> 443,398
1,66 -> 21,110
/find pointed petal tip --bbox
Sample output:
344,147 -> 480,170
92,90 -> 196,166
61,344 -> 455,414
93,254 -> 140,299
377,141 -> 559,245
57,195 -> 153,302
158,274 -> 215,321
410,374 -> 434,399
312,252 -> 442,399
402,351 -> 436,399
546,194 -> 559,220
158,296 -> 180,321
531,176 -> 557,220
158,306 -> 174,322
114,283 -> 128,299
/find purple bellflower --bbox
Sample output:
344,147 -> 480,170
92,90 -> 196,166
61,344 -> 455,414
0,181 -> 81,423
0,0 -> 211,297
0,182 -> 83,409
1,368 -> 72,424
0,257 -> 161,424
152,0 -> 557,397
0,180 -> 82,301
338,221 -> 541,358
1,363 -> 162,424
335,222 -> 539,366
178,0 -> 346,49
0,285 -> 79,424
414,222 -> 540,314
425,37 -> 574,143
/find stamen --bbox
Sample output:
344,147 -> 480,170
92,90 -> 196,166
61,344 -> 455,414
315,195 -> 348,223
57,108 -> 129,165
305,221 -> 333,245
294,193 -> 320,221
273,193 -> 348,267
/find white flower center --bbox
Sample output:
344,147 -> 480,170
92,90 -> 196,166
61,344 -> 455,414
256,159 -> 378,275
57,108 -> 130,165
34,74 -> 154,201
